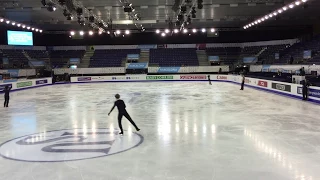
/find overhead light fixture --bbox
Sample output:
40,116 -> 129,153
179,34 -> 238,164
269,14 -> 273,18
258,20 -> 261,23
17,24 -> 21,27
39,30 -> 43,33
107,31 -> 110,34
155,29 -> 160,34
278,9 -> 283,13
116,30 -> 121,34
27,27 -> 30,29
165,29 -> 170,33
295,1 -> 301,5
244,26 -> 247,29
273,12 -> 277,16
302,0 -> 307,2
35,29 -> 39,32
210,28 -> 215,32
79,31 -> 84,36
6,20 -> 10,24
283,6 -> 288,11
161,32 -> 166,37
11,22 -> 15,25
192,29 -> 197,33
98,31 -> 103,35
261,18 -> 265,21
174,29 -> 179,33
125,30 -> 130,34
265,15 -> 269,19
0,19 -> 3,22
89,31 -> 94,35
201,28 -> 206,32
32,28 -> 35,31
22,25 -> 26,28
183,29 -> 188,33
289,4 -> 294,8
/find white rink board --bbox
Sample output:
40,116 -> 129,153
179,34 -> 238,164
0,77 -> 52,91
71,74 -> 320,103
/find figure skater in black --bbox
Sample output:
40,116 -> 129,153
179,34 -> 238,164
108,94 -> 140,135
3,85 -> 12,107
240,74 -> 245,90
207,75 -> 212,85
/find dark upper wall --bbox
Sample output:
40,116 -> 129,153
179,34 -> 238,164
0,26 -> 313,46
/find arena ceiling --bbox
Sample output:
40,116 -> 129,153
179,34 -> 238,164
0,0 -> 319,32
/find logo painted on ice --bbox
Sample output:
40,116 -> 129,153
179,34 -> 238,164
0,129 -> 143,162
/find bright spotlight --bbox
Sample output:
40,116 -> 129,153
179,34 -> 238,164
243,27 -> 247,29
70,31 -> 75,36
12,22 -> 15,25
183,29 -> 188,33
302,0 -> 307,2
116,30 -> 121,34
289,4 -> 294,8
258,20 -> 261,23
39,30 -> 43,33
98,31 -> 103,35
79,31 -> 84,36
22,25 -> 26,28
269,14 -> 273,18
6,20 -> 10,24
283,6 -> 288,11
17,24 -> 21,27
165,29 -> 170,33
254,21 -> 258,25
265,15 -> 269,19
35,29 -> 39,32
273,12 -> 277,16
201,28 -> 206,32
107,31 -> 110,34
89,31 -> 93,35
27,27 -> 30,29
161,32 -> 166,37
278,9 -> 283,13
155,29 -> 160,34
174,29 -> 179,33
125,30 -> 130,34
192,29 -> 197,33
0,19 -> 3,22
295,1 -> 301,5
210,28 -> 215,32
53,7 -> 57,11
32,28 -> 35,31
261,18 -> 265,21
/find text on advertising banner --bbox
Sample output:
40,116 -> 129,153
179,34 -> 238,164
146,76 -> 174,80
157,67 -> 180,73
17,81 -> 32,88
271,83 -> 291,92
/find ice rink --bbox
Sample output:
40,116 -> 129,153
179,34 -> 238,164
0,81 -> 319,180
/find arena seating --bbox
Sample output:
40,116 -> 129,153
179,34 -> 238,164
89,49 -> 140,67
278,35 -> 320,64
25,50 -> 49,59
1,49 -> 29,68
206,47 -> 241,65
149,48 -> 198,66
50,50 -> 85,68
258,44 -> 288,64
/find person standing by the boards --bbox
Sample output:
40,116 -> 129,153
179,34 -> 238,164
302,80 -> 310,100
207,75 -> 212,85
3,85 -> 12,107
240,74 -> 245,90
108,94 -> 140,135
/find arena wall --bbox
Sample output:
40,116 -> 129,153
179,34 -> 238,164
0,77 -> 52,92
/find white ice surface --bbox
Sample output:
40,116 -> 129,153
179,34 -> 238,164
0,81 -> 319,180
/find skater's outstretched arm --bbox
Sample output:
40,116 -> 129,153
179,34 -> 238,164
108,102 -> 116,116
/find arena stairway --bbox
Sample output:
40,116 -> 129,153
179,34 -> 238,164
197,50 -> 209,66
139,49 -> 150,63
79,50 -> 94,68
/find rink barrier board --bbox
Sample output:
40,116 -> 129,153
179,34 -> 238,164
71,75 -> 320,105
0,77 -> 52,94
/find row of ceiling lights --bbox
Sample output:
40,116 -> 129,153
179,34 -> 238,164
244,0 -> 308,29
156,28 -> 216,37
0,17 -> 43,33
70,30 -> 130,36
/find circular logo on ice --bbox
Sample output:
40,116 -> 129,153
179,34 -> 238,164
0,129 -> 143,162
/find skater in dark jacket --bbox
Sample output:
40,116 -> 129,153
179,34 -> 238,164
3,85 -> 12,107
108,94 -> 140,135
240,74 -> 245,90
207,75 -> 212,85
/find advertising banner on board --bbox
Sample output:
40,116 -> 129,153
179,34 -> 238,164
77,77 -> 91,81
0,84 -> 12,91
180,75 -> 206,80
216,75 -> 228,80
146,76 -> 174,80
297,87 -> 320,98
8,69 -> 19,78
157,67 -> 180,73
257,80 -> 268,87
17,81 -> 32,88
36,79 -> 48,85
127,63 -> 148,69
271,83 -> 291,92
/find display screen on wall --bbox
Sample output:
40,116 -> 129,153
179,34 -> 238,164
7,30 -> 33,46
303,50 -> 312,59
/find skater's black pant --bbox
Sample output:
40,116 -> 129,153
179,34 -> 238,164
118,110 -> 139,133
240,82 -> 244,90
302,87 -> 308,100
4,96 -> 9,107
208,80 -> 212,85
